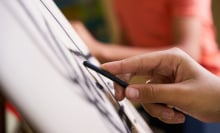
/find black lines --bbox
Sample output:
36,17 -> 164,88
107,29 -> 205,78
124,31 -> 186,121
14,0 -> 132,132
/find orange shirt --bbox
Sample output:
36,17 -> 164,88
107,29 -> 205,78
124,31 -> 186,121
113,0 -> 220,76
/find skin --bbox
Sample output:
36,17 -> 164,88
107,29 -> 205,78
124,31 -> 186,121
101,48 -> 220,124
71,16 -> 201,63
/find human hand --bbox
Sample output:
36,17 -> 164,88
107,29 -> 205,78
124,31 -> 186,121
102,48 -> 220,124
71,21 -> 105,59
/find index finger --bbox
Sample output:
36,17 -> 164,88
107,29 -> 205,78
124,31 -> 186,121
101,51 -> 165,75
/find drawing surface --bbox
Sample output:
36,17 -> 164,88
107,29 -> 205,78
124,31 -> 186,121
0,0 -> 152,132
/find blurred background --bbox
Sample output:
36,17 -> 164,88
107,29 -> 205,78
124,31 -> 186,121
2,0 -> 220,133
54,0 -> 111,42
55,1 -> 220,133
54,0 -> 220,46
212,0 -> 220,45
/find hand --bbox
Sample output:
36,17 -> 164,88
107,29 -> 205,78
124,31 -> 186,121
102,48 -> 220,124
71,21 -> 105,59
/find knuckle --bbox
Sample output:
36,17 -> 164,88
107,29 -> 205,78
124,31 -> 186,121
142,104 -> 158,118
120,59 -> 126,74
169,47 -> 187,59
146,85 -> 159,102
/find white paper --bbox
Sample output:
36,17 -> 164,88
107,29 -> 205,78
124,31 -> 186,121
0,0 -> 152,132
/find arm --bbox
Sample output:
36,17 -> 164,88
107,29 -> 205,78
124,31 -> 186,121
71,16 -> 201,63
71,21 -> 170,62
102,48 -> 220,124
172,16 -> 201,61
170,0 -> 204,61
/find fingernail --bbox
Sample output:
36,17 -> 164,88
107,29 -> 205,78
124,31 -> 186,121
127,87 -> 139,99
100,64 -> 106,70
175,114 -> 185,123
115,89 -> 122,100
162,111 -> 173,119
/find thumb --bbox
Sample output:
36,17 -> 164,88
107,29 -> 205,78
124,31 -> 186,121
125,83 -> 186,105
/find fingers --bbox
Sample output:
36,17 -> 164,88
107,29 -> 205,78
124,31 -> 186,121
101,52 -> 160,75
125,83 -> 186,106
71,21 -> 96,44
101,48 -> 183,75
122,82 -> 187,124
114,74 -> 132,100
142,103 -> 185,124
114,83 -> 125,100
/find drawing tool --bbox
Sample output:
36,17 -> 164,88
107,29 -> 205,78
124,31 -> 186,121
83,61 -> 129,88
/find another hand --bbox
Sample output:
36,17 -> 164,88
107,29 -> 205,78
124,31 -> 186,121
102,48 -> 220,124
71,21 -> 106,59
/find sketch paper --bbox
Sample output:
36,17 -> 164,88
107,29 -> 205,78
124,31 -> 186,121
0,0 -> 152,132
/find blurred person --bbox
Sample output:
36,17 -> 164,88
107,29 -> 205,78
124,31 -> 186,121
72,0 -> 220,75
71,0 -> 220,132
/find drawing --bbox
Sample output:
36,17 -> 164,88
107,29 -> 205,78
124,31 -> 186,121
0,0 -> 152,132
